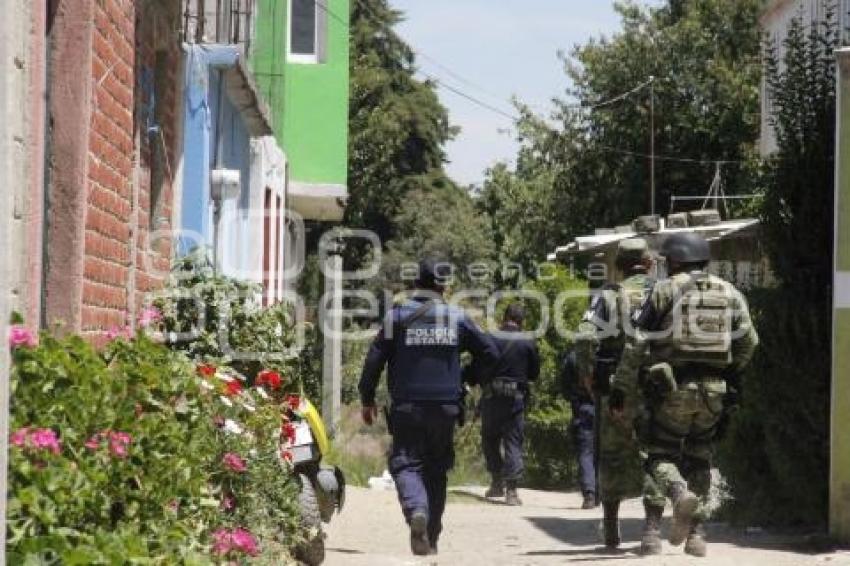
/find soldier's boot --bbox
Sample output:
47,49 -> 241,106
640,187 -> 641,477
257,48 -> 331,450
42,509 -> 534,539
409,510 -> 430,556
668,482 -> 699,547
485,476 -> 504,498
640,504 -> 664,556
581,491 -> 598,510
684,523 -> 707,557
505,480 -> 522,506
602,500 -> 621,549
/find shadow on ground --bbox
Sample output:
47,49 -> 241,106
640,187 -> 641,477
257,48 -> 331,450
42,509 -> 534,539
525,515 -> 843,557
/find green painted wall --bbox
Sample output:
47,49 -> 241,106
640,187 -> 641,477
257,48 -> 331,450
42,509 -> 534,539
252,0 -> 349,186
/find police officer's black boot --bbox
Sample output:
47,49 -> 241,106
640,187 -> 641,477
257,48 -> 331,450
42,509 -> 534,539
640,503 -> 664,556
668,482 -> 699,547
409,510 -> 430,556
485,476 -> 504,498
602,499 -> 621,549
505,480 -> 522,506
684,522 -> 707,557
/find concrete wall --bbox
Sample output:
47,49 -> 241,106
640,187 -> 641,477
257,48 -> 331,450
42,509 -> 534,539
1,0 -> 44,557
831,47 -> 850,544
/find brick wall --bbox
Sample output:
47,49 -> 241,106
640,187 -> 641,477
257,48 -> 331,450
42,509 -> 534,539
79,0 -> 181,336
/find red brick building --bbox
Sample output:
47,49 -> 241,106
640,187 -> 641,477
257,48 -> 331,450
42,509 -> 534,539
42,0 -> 183,339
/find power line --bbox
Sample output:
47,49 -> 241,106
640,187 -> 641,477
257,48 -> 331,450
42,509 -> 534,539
323,1 -> 749,167
417,71 -> 518,121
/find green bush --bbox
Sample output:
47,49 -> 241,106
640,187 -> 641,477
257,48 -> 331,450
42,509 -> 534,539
7,323 -> 306,562
8,334 -> 218,562
153,250 -> 321,399
520,264 -> 587,489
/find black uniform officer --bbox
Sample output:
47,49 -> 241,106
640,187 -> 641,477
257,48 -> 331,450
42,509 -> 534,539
560,350 -> 597,509
359,259 -> 499,556
468,304 -> 540,506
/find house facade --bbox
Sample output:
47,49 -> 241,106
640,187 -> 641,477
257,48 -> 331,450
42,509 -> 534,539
252,0 -> 350,224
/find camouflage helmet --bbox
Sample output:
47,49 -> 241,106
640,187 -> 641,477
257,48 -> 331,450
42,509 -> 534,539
660,232 -> 711,264
616,238 -> 650,268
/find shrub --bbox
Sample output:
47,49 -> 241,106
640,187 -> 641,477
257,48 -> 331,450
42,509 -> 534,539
153,250 -> 321,399
7,324 -> 309,562
8,333 -> 218,562
521,264 -> 587,489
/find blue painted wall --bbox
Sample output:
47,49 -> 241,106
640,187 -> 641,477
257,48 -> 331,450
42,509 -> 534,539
179,44 -> 251,267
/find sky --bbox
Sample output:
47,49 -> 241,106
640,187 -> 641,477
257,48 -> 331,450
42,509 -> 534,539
392,0 -> 662,187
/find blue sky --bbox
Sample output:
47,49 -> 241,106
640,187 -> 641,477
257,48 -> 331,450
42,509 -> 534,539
392,0 -> 662,187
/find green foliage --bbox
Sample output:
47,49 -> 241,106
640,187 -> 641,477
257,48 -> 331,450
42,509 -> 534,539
347,0 -> 457,250
153,250 -> 320,399
8,334 -> 218,562
718,13 -> 838,528
481,0 -> 763,266
521,265 -> 588,488
379,183 -> 498,292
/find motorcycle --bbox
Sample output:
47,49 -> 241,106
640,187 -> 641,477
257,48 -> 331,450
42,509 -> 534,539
282,396 -> 346,565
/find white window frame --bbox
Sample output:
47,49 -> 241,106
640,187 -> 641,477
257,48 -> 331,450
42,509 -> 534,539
287,0 -> 323,64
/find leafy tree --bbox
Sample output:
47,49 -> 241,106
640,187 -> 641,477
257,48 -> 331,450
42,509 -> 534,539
347,0 -> 456,250
482,0 -> 763,266
378,175 -> 497,292
718,12 -> 838,527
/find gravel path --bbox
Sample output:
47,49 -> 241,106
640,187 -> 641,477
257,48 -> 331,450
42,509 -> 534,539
323,486 -> 850,565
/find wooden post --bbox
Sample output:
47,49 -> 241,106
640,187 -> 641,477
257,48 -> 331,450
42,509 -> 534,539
831,48 -> 850,543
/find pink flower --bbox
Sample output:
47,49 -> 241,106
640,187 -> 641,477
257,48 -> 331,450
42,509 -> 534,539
11,427 -> 60,455
10,428 -> 29,447
222,452 -> 247,473
107,431 -> 132,458
85,430 -> 132,458
230,528 -> 259,556
8,325 -> 37,349
138,306 -> 162,328
211,528 -> 259,557
30,429 -> 61,454
167,499 -> 180,512
105,326 -> 132,341
211,528 -> 233,556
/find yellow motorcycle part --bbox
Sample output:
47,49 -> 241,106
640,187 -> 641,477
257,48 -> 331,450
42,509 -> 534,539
301,398 -> 330,457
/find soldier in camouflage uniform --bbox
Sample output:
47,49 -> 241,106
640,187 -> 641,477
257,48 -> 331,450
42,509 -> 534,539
610,233 -> 758,558
574,238 -> 665,549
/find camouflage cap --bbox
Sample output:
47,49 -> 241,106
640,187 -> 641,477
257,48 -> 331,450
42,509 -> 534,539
616,238 -> 649,265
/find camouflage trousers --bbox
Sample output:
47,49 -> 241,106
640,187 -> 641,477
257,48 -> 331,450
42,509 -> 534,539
641,377 -> 726,520
598,396 -> 665,507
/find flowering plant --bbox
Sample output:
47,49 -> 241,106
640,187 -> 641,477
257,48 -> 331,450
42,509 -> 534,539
8,325 -> 37,349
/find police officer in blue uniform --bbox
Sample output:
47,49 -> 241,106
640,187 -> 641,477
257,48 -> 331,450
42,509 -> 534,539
467,304 -> 540,506
359,259 -> 499,556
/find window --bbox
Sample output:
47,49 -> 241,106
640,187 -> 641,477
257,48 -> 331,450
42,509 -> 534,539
289,0 -> 327,63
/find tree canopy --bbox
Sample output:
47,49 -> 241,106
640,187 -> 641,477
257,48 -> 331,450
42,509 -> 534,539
479,0 -> 763,271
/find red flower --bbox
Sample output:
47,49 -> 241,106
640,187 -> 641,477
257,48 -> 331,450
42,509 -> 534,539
224,380 -> 242,397
285,394 -> 301,412
281,449 -> 293,462
197,364 -> 216,378
256,369 -> 282,390
281,421 -> 297,445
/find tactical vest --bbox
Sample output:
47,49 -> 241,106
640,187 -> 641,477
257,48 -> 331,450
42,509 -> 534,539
388,300 -> 464,402
651,273 -> 733,366
597,274 -> 653,359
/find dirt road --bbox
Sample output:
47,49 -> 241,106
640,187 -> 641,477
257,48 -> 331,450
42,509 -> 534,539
323,486 -> 850,566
